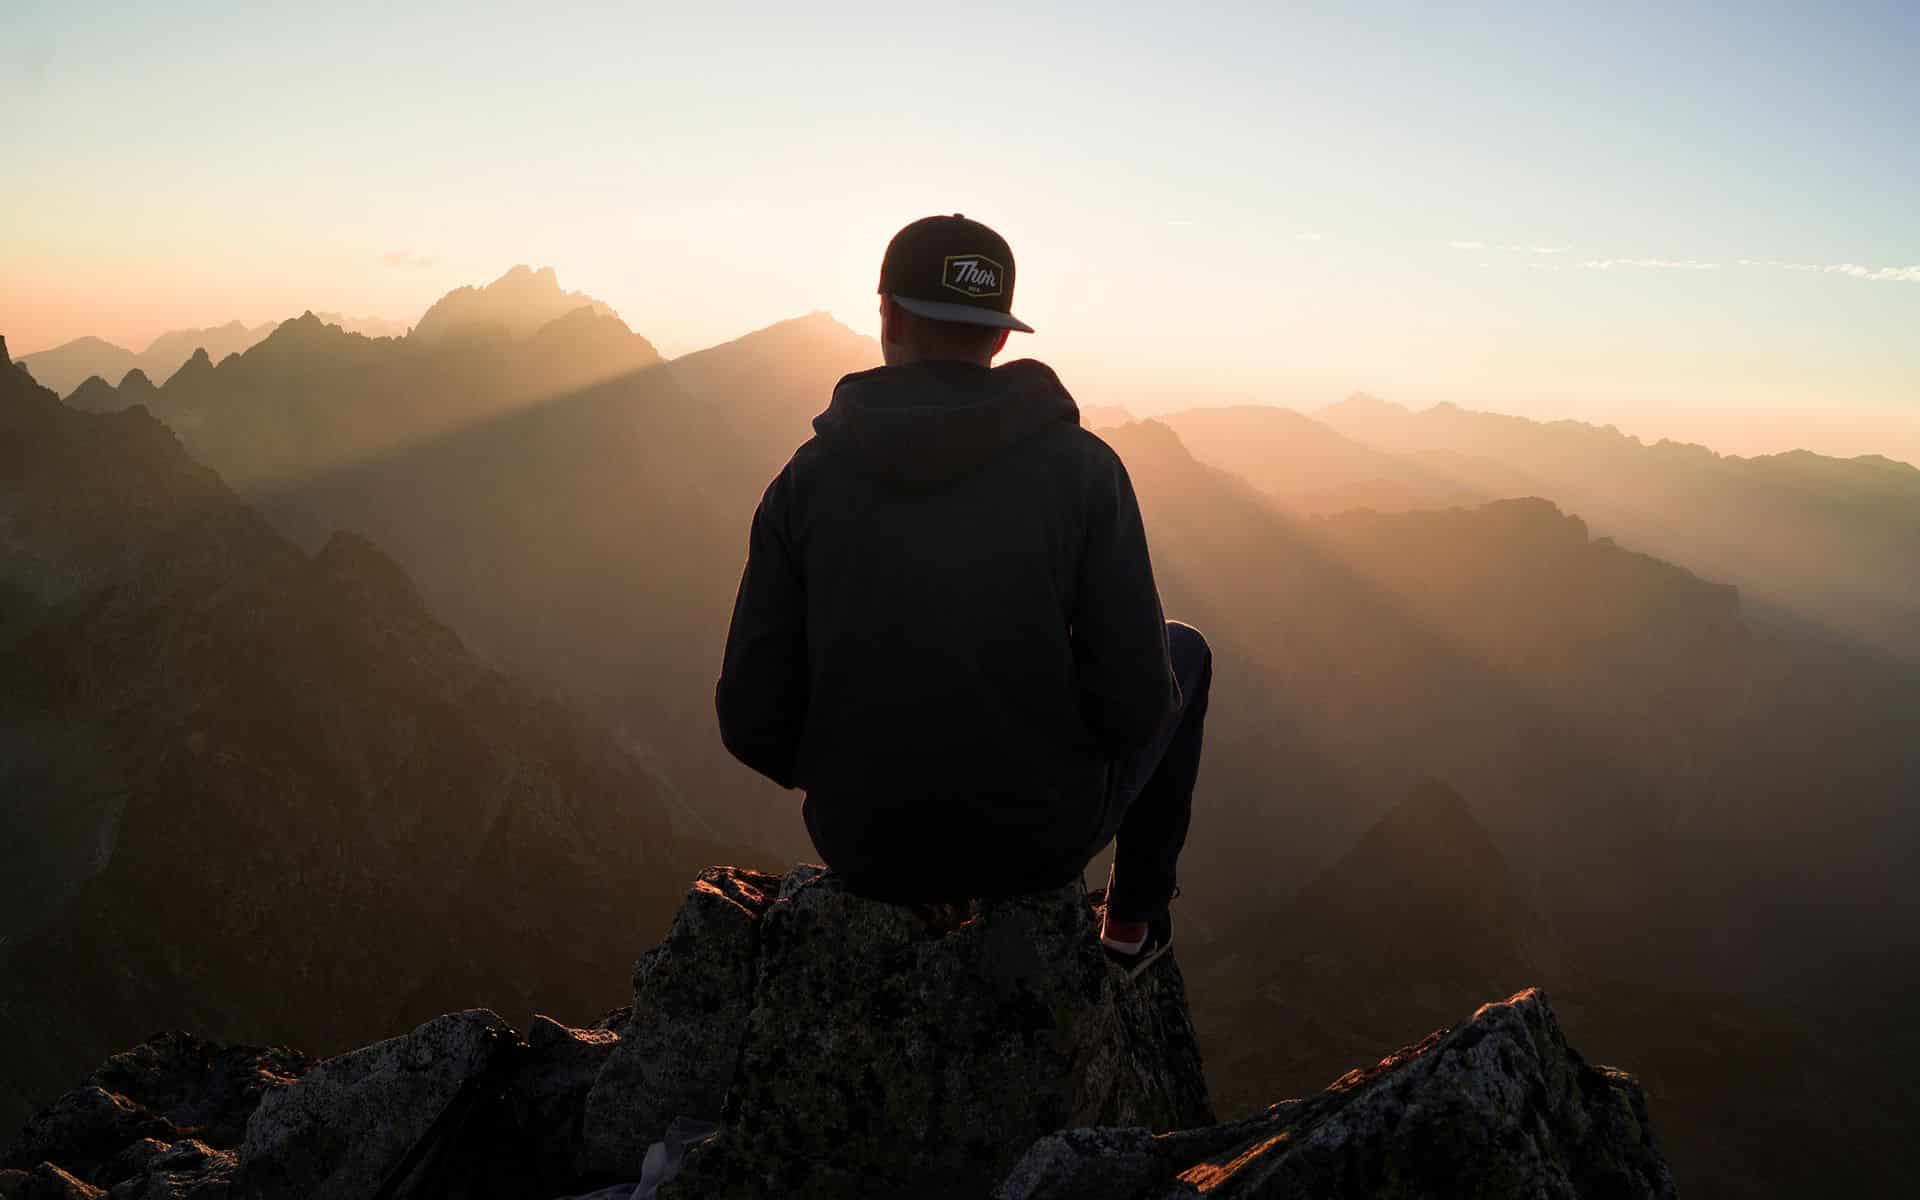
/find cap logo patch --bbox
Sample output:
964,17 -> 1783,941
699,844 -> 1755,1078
942,254 -> 1004,298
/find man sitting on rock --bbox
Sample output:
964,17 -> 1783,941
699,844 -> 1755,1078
717,213 -> 1210,975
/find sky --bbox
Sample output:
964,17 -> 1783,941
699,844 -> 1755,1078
4,0 -> 1917,460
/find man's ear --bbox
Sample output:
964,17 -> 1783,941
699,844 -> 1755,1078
879,295 -> 902,345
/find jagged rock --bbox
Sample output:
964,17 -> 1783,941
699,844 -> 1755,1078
0,1033 -> 304,1185
101,1140 -> 233,1199
0,1163 -> 103,1198
95,1140 -> 171,1191
659,866 -> 1213,1200
84,1035 -> 306,1158
580,866 -> 782,1175
0,1092 -> 172,1183
506,1014 -> 625,1192
6,867 -> 1673,1200
995,988 -> 1676,1199
234,1010 -> 514,1200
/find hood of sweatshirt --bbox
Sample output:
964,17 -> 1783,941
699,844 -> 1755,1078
811,358 -> 1081,491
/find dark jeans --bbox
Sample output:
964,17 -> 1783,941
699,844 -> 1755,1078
1093,620 -> 1211,921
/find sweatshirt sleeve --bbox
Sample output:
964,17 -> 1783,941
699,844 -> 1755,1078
716,465 -> 809,789
1071,449 -> 1177,753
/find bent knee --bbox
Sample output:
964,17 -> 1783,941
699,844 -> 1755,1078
1166,620 -> 1211,668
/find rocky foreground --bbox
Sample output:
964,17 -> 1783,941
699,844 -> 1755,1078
0,866 -> 1675,1199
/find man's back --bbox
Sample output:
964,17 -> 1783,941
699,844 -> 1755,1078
716,357 -> 1175,901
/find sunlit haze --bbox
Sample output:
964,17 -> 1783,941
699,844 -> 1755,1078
5,1 -> 1916,461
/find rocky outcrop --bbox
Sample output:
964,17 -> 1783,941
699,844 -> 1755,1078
237,1010 -> 514,1199
0,1032 -> 307,1199
997,988 -> 1674,1199
580,868 -> 780,1174
0,1010 -> 625,1200
4,866 -> 1215,1198
4,868 -> 1674,1200
632,866 -> 1211,1199
0,1034 -> 307,1181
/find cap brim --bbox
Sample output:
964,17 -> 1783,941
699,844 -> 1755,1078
891,294 -> 1034,334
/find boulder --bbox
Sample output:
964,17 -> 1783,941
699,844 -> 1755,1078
501,1013 -> 626,1194
995,988 -> 1676,1199
234,1010 -> 514,1200
657,866 -> 1213,1199
580,867 -> 780,1176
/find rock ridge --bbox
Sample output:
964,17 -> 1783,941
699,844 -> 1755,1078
2,867 -> 1675,1200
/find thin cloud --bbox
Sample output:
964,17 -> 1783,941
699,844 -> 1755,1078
380,250 -> 438,269
1295,231 -> 1325,242
1825,262 -> 1920,282
1456,243 -> 1917,283
1738,258 -> 1920,282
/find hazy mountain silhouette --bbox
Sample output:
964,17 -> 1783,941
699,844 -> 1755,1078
1303,393 -> 1920,660
1194,778 -> 1544,1114
1103,416 -> 1917,947
61,299 -> 661,493
1188,776 -> 1915,1197
410,264 -> 616,342
1159,404 -> 1498,512
14,315 -> 405,400
254,311 -> 875,858
0,337 -> 699,1142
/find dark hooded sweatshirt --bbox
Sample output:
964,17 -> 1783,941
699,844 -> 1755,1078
716,358 -> 1176,901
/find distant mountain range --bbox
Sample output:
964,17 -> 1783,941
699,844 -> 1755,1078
1158,396 -> 1920,662
0,336 -> 704,1142
8,268 -> 1920,1194
14,314 -> 408,399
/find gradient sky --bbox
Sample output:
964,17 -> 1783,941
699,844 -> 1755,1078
5,1 -> 1917,459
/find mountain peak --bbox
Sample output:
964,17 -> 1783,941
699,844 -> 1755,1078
1291,776 -> 1537,974
412,266 -> 617,343
492,263 -> 559,289
65,375 -> 120,413
257,311 -> 339,346
1374,776 -> 1488,847
164,347 -> 216,389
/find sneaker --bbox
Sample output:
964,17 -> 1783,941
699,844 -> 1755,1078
1100,911 -> 1174,979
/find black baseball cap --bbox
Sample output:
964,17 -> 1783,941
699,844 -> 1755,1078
878,214 -> 1033,334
